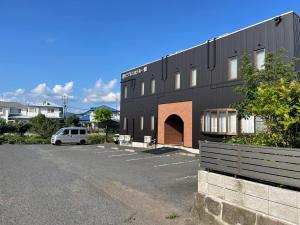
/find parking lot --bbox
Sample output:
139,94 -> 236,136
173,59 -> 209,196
0,144 -> 198,225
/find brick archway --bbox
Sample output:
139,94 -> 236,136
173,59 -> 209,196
164,114 -> 184,145
158,101 -> 192,148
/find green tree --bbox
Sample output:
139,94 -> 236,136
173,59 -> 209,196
65,115 -> 80,127
15,121 -> 31,136
232,49 -> 300,147
31,114 -> 60,138
94,108 -> 112,142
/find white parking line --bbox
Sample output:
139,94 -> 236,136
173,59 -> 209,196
111,147 -> 119,150
97,145 -> 105,148
124,149 -> 135,153
175,175 -> 197,181
108,153 -> 138,158
125,155 -> 171,162
96,150 -> 124,154
153,160 -> 197,168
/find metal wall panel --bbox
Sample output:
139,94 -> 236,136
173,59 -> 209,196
120,12 -> 296,148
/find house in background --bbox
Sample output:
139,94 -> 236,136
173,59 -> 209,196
0,101 -> 63,122
79,105 -> 120,129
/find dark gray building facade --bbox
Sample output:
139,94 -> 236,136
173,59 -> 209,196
120,11 -> 300,149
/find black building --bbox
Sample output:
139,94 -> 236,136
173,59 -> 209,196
120,11 -> 300,149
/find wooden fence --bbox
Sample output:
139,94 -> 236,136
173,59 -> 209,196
199,141 -> 300,189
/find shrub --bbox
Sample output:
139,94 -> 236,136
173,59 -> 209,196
31,114 -> 61,138
87,134 -> 113,144
224,132 -> 286,147
24,135 -> 50,144
0,135 -> 25,144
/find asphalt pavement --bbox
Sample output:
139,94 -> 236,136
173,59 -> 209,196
0,144 -> 199,225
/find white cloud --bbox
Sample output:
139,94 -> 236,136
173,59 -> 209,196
0,81 -> 74,104
52,81 -> 74,96
32,83 -> 48,95
83,79 -> 120,104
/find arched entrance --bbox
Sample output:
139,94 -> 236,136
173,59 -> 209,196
164,114 -> 184,145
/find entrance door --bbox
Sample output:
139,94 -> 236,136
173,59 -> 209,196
164,114 -> 184,145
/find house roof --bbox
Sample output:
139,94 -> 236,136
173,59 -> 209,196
29,101 -> 62,108
90,105 -> 119,113
0,101 -> 26,108
82,105 -> 119,115
79,114 -> 90,121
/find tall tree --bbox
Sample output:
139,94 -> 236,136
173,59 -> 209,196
232,49 -> 300,147
94,108 -> 112,142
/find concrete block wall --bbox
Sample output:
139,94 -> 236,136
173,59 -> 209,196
194,170 -> 300,225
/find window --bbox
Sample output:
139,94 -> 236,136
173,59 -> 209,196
255,49 -> 265,70
241,116 -> 255,133
124,86 -> 128,99
140,116 -> 144,130
150,115 -> 155,131
228,111 -> 237,133
141,81 -> 145,96
218,112 -> 227,133
63,129 -> 70,135
175,72 -> 180,90
190,68 -> 197,87
0,108 -> 3,113
10,108 -> 21,114
28,107 -> 36,113
151,79 -> 155,94
201,109 -> 237,135
229,57 -> 238,80
47,108 -> 54,113
211,112 -> 218,132
123,117 -> 127,130
204,112 -> 210,132
71,129 -> 78,135
80,129 -> 86,135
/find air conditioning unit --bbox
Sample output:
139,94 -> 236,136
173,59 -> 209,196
144,136 -> 152,144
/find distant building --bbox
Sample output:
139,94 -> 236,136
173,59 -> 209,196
0,101 -> 63,122
79,105 -> 120,129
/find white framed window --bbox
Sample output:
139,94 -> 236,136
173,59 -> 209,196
190,68 -> 197,87
28,107 -> 36,113
175,72 -> 180,90
255,49 -> 265,70
204,112 -> 210,132
229,57 -> 238,80
140,116 -> 144,130
228,111 -> 237,133
151,79 -> 155,94
124,86 -> 128,99
47,108 -> 54,113
150,115 -> 155,131
201,109 -> 237,135
211,112 -> 218,133
218,112 -> 227,133
141,81 -> 145,96
123,117 -> 127,130
241,116 -> 255,133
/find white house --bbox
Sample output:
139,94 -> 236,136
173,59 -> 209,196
0,101 -> 63,122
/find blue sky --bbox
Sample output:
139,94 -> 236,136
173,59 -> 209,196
0,0 -> 299,112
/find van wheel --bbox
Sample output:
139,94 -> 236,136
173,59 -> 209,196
80,140 -> 86,145
55,140 -> 62,146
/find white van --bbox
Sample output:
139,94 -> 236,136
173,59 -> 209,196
51,127 -> 87,145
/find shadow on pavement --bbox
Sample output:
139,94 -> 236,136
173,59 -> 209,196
142,147 -> 180,155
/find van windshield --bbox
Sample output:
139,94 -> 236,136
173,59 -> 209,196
55,129 -> 64,135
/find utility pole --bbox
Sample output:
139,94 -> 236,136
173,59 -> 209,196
62,95 -> 68,119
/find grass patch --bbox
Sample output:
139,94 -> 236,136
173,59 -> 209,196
165,212 -> 179,220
